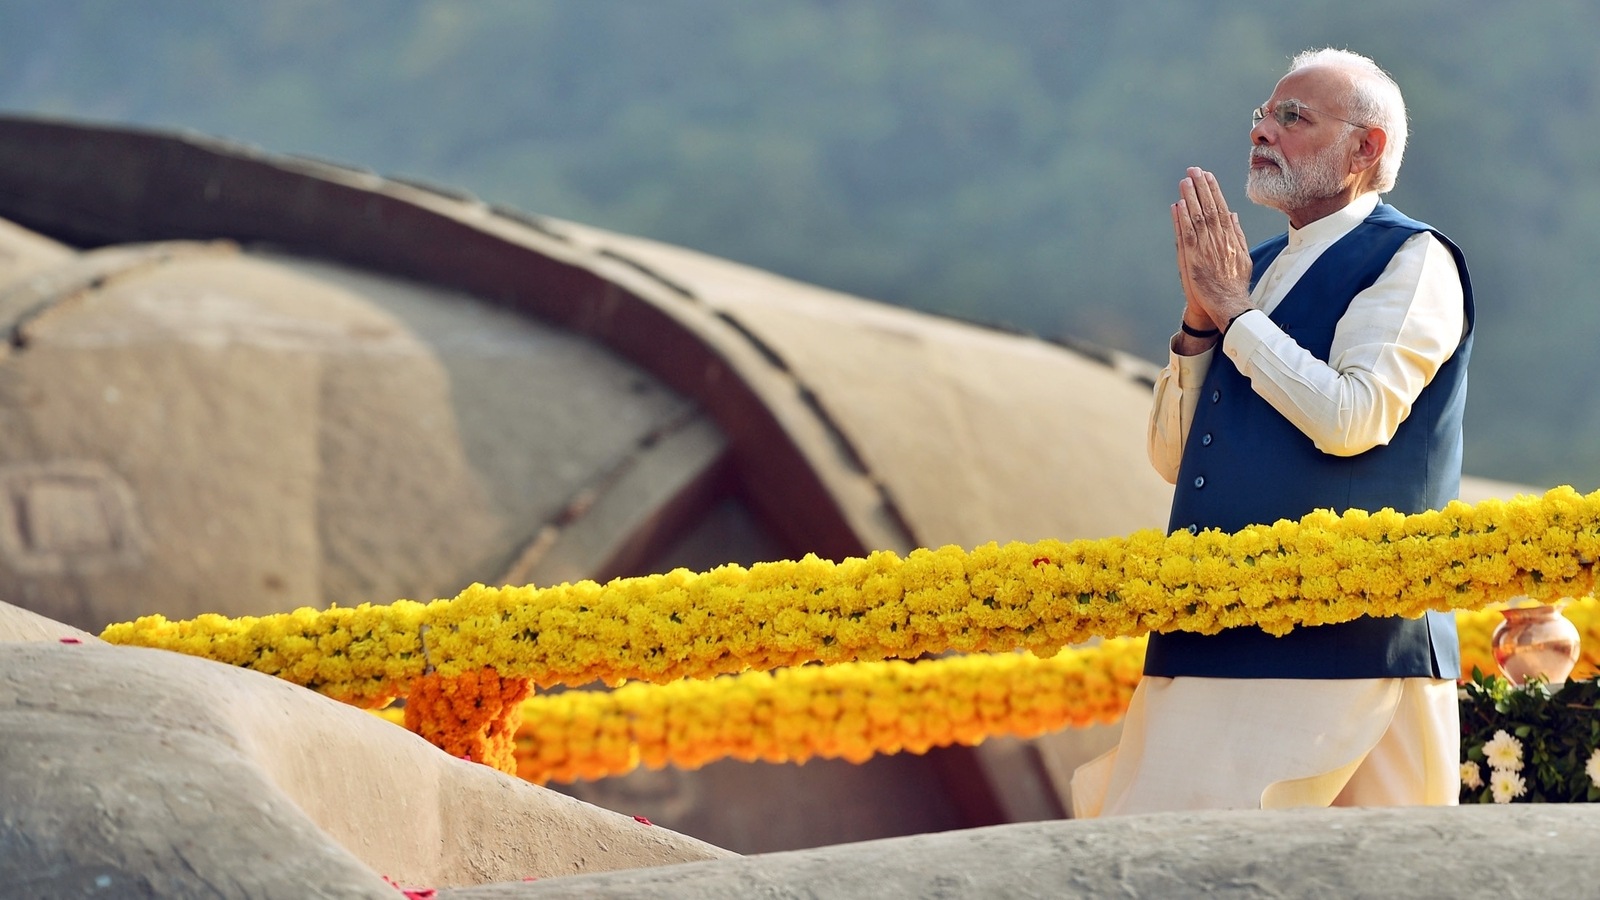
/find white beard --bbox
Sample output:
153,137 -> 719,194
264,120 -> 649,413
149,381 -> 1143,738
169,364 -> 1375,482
1245,138 -> 1351,212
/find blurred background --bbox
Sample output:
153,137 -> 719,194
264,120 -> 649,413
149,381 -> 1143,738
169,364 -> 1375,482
2,0 -> 1594,493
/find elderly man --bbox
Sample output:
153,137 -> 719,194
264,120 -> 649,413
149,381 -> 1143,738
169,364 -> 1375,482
1074,48 -> 1472,816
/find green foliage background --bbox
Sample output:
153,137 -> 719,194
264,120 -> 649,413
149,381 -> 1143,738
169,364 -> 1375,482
2,0 -> 1597,490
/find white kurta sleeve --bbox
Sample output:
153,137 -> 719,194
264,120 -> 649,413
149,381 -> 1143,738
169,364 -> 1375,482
1147,337 -> 1215,483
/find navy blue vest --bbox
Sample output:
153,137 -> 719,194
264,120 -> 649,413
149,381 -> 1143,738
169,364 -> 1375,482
1144,204 -> 1474,679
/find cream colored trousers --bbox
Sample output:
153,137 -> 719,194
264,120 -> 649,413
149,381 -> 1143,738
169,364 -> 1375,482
1071,675 -> 1460,818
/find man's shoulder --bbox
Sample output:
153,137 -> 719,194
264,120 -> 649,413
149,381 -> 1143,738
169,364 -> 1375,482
1368,203 -> 1469,267
1366,203 -> 1464,247
1365,202 -> 1432,233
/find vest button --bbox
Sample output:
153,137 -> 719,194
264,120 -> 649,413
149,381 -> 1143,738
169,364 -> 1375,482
1210,389 -> 1221,403
1193,476 -> 1206,489
1187,524 -> 1199,535
1201,433 -> 1213,446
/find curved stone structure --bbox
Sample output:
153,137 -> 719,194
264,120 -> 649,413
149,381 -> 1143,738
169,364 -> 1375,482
0,601 -> 730,896
0,115 -> 1176,601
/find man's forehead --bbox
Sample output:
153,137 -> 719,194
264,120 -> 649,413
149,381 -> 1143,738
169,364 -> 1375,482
1269,65 -> 1353,105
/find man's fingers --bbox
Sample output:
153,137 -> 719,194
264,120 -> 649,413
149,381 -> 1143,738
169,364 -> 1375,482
1178,176 -> 1204,221
1183,170 -> 1235,234
1174,207 -> 1191,267
1172,203 -> 1205,306
1200,169 -> 1233,219
1174,198 -> 1200,243
1182,170 -> 1252,263
1185,167 -> 1221,223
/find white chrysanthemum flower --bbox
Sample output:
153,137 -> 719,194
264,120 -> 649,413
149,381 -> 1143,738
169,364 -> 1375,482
1586,748 -> 1600,785
1460,760 -> 1483,790
1490,769 -> 1527,804
1482,729 -> 1524,772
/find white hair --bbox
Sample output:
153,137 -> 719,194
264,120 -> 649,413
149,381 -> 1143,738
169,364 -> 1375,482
1288,48 -> 1407,193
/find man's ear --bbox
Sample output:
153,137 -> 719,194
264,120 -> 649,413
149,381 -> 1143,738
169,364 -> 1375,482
1350,126 -> 1387,178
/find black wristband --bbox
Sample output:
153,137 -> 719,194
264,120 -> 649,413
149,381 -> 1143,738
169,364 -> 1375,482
1180,320 -> 1220,339
1225,309 -> 1251,333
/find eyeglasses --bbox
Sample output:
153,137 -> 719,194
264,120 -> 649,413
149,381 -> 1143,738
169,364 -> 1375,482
1252,99 -> 1367,130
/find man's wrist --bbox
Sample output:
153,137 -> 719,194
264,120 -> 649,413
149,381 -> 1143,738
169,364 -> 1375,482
1180,319 -> 1220,339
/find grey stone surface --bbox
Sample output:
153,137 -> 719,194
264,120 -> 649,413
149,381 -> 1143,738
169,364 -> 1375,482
445,804 -> 1600,899
0,631 -> 731,898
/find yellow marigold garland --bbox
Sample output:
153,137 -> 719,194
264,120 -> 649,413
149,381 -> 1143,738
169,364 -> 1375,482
100,601 -> 429,708
402,668 -> 530,774
382,600 -> 1578,784
366,599 -> 1594,785
507,638 -> 1146,784
104,487 -> 1600,697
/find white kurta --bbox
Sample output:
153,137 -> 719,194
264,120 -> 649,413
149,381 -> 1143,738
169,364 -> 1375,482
1071,676 -> 1460,816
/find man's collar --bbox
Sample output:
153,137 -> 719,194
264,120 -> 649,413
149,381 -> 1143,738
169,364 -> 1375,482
1286,192 -> 1381,251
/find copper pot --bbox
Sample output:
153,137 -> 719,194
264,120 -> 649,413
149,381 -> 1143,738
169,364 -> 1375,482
1490,604 -> 1581,686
